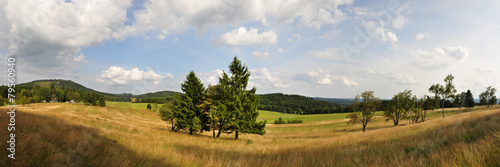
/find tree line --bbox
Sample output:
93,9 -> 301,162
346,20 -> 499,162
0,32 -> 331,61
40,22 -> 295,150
347,74 -> 496,132
160,57 -> 266,139
0,84 -> 106,107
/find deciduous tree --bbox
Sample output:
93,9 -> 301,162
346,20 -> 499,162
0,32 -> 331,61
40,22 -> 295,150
384,90 -> 413,126
347,91 -> 381,132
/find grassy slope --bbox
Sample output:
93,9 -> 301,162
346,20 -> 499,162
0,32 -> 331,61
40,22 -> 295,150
1,103 -> 499,166
106,101 -> 164,111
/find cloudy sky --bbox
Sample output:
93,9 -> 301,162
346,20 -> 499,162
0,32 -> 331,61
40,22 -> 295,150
0,0 -> 499,98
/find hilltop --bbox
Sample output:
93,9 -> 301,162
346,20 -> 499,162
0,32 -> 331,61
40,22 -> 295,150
16,79 -> 179,101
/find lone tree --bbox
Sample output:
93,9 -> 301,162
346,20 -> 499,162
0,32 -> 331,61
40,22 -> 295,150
173,71 -> 205,135
384,89 -> 413,126
347,91 -> 381,132
429,74 -> 456,118
464,90 -> 475,109
479,86 -> 497,108
147,104 -> 152,110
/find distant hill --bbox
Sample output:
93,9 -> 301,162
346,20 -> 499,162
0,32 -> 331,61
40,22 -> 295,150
16,79 -> 179,101
258,93 -> 348,114
312,97 -> 354,107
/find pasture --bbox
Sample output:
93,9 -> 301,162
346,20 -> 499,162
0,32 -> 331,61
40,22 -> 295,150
1,102 -> 499,166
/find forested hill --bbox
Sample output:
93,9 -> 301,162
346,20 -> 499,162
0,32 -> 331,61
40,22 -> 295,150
258,93 -> 349,114
15,79 -> 179,102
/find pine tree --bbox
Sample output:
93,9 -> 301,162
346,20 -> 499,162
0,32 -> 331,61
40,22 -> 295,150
219,57 -> 266,139
173,71 -> 205,135
464,90 -> 475,109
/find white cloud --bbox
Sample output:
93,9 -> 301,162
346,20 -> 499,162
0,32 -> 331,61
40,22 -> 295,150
391,14 -> 407,29
438,46 -> 470,61
412,46 -> 470,71
363,21 -> 398,48
0,0 -> 131,75
250,68 -> 289,88
126,0 -> 353,39
301,69 -> 358,87
310,47 -> 349,60
415,33 -> 429,41
252,51 -> 270,59
198,69 -> 224,86
276,48 -> 284,53
97,66 -> 173,85
211,27 -> 277,46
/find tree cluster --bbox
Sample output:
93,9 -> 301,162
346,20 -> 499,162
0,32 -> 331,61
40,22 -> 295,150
161,57 -> 266,139
479,86 -> 497,107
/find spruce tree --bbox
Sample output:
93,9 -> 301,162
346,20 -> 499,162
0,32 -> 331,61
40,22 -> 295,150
220,57 -> 266,139
464,90 -> 475,109
173,71 -> 206,135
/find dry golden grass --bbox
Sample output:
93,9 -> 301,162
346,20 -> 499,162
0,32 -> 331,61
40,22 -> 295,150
1,103 -> 499,166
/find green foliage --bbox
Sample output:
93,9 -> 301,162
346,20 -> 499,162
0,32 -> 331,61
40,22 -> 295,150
274,117 -> 303,124
159,103 -> 176,131
429,74 -> 457,118
347,91 -> 381,132
465,90 -> 475,109
147,104 -> 152,110
172,71 -> 205,135
219,57 -> 266,138
479,86 -> 497,108
38,87 -> 51,102
384,90 -> 414,126
258,93 -> 346,114
18,96 -> 28,106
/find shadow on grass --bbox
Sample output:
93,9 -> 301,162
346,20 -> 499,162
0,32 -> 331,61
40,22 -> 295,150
0,109 -> 176,167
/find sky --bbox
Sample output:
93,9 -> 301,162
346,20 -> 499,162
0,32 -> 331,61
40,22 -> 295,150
0,0 -> 499,99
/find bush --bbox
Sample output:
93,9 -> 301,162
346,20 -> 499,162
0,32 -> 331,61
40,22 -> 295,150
274,117 -> 303,124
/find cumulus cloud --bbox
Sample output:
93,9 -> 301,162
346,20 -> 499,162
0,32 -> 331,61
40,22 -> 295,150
211,27 -> 277,46
436,46 -> 470,61
197,69 -> 224,86
363,21 -> 398,48
252,51 -> 270,59
126,0 -> 353,38
412,46 -> 470,71
0,0 -> 131,75
300,69 -> 358,87
310,47 -> 349,60
250,68 -> 289,88
97,66 -> 173,85
415,33 -> 429,41
276,48 -> 284,53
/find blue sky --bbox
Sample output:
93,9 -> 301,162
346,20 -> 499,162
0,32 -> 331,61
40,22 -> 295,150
0,0 -> 499,98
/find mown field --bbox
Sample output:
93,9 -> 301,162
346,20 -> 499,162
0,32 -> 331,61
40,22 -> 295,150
1,102 -> 499,166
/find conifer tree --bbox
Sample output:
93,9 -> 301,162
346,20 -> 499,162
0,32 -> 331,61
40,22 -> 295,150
464,90 -> 475,109
173,71 -> 206,135
219,57 -> 266,139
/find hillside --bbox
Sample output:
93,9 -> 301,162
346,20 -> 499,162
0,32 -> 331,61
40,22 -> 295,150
1,103 -> 499,166
258,93 -> 347,114
15,79 -> 179,101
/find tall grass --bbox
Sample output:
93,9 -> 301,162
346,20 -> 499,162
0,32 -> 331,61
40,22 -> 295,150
1,103 -> 499,166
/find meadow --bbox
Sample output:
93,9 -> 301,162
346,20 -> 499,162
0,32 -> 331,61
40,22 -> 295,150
1,102 -> 499,166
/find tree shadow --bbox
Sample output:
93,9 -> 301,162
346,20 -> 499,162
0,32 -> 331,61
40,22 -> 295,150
0,109 -> 176,167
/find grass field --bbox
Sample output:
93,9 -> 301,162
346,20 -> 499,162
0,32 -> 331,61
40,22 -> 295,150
1,103 -> 499,166
106,101 -> 163,111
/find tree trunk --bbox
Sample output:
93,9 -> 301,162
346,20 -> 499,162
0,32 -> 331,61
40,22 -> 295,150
212,128 -> 215,138
216,127 -> 222,138
189,129 -> 193,135
235,130 -> 239,139
362,125 -> 366,132
441,99 -> 445,118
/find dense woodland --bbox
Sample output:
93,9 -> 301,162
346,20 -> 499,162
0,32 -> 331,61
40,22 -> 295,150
258,93 -> 349,114
0,81 -> 106,107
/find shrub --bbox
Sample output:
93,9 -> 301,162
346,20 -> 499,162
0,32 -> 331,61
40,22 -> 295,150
274,117 -> 303,124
